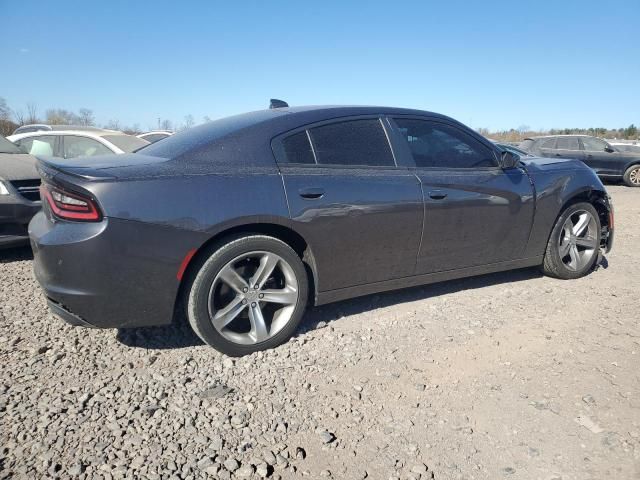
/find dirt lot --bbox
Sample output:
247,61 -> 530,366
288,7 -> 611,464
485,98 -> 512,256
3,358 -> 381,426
1,185 -> 639,480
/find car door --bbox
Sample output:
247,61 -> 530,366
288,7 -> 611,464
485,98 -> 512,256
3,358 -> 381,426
273,117 -> 424,292
579,136 -> 622,176
553,136 -> 585,161
389,117 -> 535,274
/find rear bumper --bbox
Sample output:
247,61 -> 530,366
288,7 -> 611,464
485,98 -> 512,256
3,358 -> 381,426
29,210 -> 205,329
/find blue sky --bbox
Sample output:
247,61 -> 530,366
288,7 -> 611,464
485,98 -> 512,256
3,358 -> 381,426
1,0 -> 638,131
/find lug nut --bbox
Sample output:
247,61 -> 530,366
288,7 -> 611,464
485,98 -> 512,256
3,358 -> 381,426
254,284 -> 259,289
259,293 -> 264,299
242,287 -> 248,293
242,299 -> 247,305
251,302 -> 257,307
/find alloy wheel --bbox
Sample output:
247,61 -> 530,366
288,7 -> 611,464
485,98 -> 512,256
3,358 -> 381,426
207,251 -> 299,345
629,166 -> 640,186
557,209 -> 598,271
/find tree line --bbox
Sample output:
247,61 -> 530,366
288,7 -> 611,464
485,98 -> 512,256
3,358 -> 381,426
1,97 -> 637,142
0,97 -> 204,137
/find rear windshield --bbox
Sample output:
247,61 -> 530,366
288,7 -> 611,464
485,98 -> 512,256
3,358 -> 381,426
103,134 -> 150,153
0,135 -> 24,154
137,110 -> 281,159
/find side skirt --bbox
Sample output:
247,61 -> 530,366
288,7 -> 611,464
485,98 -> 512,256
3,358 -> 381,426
315,256 -> 544,306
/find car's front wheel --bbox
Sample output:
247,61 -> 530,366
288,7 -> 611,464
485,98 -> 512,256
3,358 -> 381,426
623,164 -> 640,187
541,202 -> 601,279
187,235 -> 308,356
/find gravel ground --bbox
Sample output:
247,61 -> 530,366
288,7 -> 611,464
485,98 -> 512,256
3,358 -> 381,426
1,185 -> 639,480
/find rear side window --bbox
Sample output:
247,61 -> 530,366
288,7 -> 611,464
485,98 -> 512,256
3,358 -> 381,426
308,119 -> 395,167
519,139 -> 534,152
556,137 -> 579,150
581,136 -> 609,152
281,131 -> 315,164
393,118 -> 497,168
539,138 -> 557,149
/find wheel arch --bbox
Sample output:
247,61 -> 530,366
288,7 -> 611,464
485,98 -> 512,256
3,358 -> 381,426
172,221 -> 319,322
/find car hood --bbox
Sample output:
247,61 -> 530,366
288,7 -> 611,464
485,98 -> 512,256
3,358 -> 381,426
0,153 -> 40,180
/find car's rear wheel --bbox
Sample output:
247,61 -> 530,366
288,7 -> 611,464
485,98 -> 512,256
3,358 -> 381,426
187,235 -> 308,356
623,164 -> 640,187
541,202 -> 601,279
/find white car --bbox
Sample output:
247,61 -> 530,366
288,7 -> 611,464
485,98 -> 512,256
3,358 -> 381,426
137,130 -> 173,143
8,130 -> 149,159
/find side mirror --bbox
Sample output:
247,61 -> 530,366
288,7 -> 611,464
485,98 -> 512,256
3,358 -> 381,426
501,150 -> 519,169
604,146 -> 615,153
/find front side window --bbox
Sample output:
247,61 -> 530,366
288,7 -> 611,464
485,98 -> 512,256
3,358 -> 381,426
308,119 -> 395,167
581,136 -> 609,152
64,136 -> 112,158
556,137 -> 579,150
393,118 -> 497,168
16,136 -> 56,156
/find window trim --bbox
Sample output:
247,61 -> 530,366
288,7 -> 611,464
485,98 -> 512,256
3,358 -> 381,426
271,115 -> 400,169
389,116 -> 501,171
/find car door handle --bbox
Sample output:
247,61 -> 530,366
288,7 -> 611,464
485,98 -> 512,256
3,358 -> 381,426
298,187 -> 325,199
555,153 -> 562,157
428,190 -> 447,200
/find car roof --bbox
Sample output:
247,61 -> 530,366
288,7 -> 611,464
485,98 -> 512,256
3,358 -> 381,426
10,129 -> 125,139
525,134 -> 597,140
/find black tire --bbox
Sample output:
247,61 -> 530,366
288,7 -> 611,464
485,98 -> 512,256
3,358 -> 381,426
187,235 -> 309,356
541,202 -> 601,279
622,164 -> 640,187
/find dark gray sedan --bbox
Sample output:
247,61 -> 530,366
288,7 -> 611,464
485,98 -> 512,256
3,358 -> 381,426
0,135 -> 41,248
30,105 -> 614,356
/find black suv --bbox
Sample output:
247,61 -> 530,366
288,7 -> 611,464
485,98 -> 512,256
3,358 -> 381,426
520,135 -> 640,187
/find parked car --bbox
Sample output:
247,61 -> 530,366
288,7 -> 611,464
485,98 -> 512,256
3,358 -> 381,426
30,105 -> 613,356
0,135 -> 41,248
7,130 -> 149,158
137,130 -> 174,143
609,142 -> 640,154
12,124 -> 108,135
519,135 -> 640,187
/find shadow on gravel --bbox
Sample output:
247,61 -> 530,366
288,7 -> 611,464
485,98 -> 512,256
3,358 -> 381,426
117,258 -> 610,350
298,267 -> 545,333
0,246 -> 33,263
116,314 -> 204,350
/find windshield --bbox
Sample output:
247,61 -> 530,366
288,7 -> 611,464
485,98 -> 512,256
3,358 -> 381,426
103,134 -> 149,153
0,135 -> 24,154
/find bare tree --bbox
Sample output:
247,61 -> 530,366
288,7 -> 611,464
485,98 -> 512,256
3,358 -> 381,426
183,114 -> 195,130
203,115 -> 212,123
0,97 -> 10,121
13,109 -> 25,126
78,108 -> 95,126
26,102 -> 39,124
160,119 -> 173,131
46,109 -> 79,125
105,119 -> 121,131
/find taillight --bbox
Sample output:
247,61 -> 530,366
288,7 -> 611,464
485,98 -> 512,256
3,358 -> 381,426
40,184 -> 102,222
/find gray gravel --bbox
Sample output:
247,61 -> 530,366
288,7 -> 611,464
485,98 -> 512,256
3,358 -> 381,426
1,185 -> 639,479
